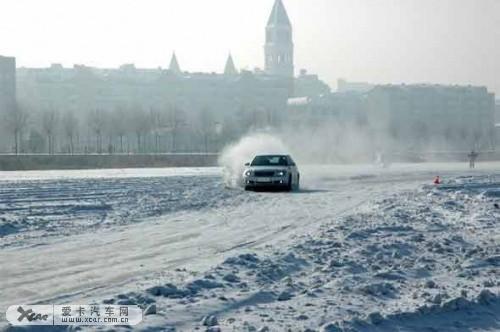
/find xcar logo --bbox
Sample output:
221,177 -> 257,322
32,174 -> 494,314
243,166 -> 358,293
6,305 -> 53,326
16,306 -> 49,322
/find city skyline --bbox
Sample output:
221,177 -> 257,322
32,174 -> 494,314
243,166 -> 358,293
0,0 -> 499,93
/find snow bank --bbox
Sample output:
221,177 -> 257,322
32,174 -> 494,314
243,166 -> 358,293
92,175 -> 500,331
2,169 -> 500,331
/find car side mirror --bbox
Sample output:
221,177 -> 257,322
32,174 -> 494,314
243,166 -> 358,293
244,162 -> 250,166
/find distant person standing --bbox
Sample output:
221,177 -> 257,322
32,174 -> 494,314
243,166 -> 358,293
468,150 -> 479,169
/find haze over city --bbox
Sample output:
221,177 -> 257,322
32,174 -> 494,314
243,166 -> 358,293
1,0 -> 499,92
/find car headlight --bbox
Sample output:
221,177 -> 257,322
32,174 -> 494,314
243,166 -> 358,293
245,171 -> 252,176
277,171 -> 286,177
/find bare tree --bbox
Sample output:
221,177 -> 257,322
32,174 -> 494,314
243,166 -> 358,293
198,107 -> 214,153
62,112 -> 78,154
42,110 -> 59,154
131,108 -> 150,153
149,107 -> 164,153
27,129 -> 45,153
111,107 -> 127,153
4,106 -> 28,154
166,105 -> 186,152
87,109 -> 105,154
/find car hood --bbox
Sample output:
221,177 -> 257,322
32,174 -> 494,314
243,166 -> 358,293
246,166 -> 290,171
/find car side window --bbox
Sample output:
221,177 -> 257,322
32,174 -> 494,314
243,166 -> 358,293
288,156 -> 296,166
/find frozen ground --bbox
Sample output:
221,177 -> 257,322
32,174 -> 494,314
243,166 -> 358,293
0,163 -> 499,331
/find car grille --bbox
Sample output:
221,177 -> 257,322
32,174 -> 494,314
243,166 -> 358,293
254,171 -> 275,177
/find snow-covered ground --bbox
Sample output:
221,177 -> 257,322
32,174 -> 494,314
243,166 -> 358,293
1,163 -> 499,331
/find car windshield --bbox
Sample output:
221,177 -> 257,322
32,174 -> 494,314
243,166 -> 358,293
251,155 -> 288,166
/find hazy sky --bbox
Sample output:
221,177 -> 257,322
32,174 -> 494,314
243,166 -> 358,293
0,0 -> 499,93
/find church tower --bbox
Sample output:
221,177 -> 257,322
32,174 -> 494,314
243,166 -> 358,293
265,0 -> 294,77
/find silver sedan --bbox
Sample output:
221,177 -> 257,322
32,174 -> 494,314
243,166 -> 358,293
243,155 -> 300,191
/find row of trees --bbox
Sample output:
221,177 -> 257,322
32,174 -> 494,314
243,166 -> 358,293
1,105 -> 249,155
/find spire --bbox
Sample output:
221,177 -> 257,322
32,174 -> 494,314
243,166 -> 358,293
224,54 -> 238,76
265,0 -> 294,77
169,52 -> 181,74
267,0 -> 291,27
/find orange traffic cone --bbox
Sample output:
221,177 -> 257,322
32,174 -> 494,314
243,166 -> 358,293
434,176 -> 441,185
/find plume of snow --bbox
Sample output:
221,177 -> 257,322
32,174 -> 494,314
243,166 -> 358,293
218,132 -> 290,188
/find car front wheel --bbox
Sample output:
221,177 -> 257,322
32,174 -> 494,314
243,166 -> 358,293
286,175 -> 293,191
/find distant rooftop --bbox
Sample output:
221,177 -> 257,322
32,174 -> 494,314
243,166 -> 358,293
373,83 -> 490,94
337,79 -> 374,93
